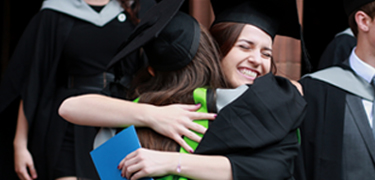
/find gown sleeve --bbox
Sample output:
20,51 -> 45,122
0,9 -> 73,124
195,73 -> 307,179
0,9 -> 73,179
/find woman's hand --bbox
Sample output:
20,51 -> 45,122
60,94 -> 216,152
145,103 -> 216,153
119,148 -> 177,180
60,95 -> 216,152
14,148 -> 37,180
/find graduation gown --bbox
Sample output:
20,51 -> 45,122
0,9 -> 74,180
318,28 -> 356,70
296,64 -> 350,180
196,73 -> 307,180
0,1 -> 155,179
102,73 -> 305,180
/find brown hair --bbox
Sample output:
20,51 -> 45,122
118,0 -> 140,25
210,22 -> 277,74
348,1 -> 375,37
129,24 -> 227,151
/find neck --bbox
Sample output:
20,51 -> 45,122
84,0 -> 110,6
355,33 -> 375,68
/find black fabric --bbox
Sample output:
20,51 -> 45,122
318,34 -> 356,70
53,123 -> 76,179
343,0 -> 375,16
144,12 -> 200,71
107,0 -> 189,70
227,130 -> 299,180
0,0 -> 155,179
206,88 -> 217,114
90,5 -> 105,13
61,11 -> 134,76
195,73 -> 307,179
0,9 -> 71,180
295,64 -> 349,180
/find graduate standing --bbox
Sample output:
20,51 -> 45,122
297,0 -> 375,179
0,0 -> 155,179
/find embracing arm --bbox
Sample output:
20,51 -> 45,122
58,94 -> 216,152
59,94 -> 156,127
119,148 -> 232,180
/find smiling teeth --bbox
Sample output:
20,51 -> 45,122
240,69 -> 257,78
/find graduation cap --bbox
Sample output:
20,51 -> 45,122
107,0 -> 201,71
211,0 -> 301,40
211,0 -> 311,71
343,0 -> 375,16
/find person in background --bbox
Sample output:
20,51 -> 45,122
0,0 -> 156,179
317,27 -> 356,70
297,0 -> 375,179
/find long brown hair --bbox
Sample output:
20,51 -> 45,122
210,22 -> 277,74
117,0 -> 140,25
129,24 -> 227,151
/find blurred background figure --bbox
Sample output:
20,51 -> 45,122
317,27 -> 356,70
0,0 -> 155,179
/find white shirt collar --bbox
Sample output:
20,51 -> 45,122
349,47 -> 375,83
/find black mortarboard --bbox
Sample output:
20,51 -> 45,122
343,0 -> 375,16
107,0 -> 201,71
211,0 -> 311,71
211,0 -> 301,40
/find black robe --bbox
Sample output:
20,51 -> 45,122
195,73 -> 307,180
0,9 -> 74,180
107,73 -> 306,180
318,33 -> 356,70
0,1 -> 155,179
295,64 -> 350,180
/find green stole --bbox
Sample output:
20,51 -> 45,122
135,87 -> 209,180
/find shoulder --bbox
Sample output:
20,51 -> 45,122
290,80 -> 303,95
27,9 -> 70,27
138,0 -> 157,18
299,75 -> 330,90
331,34 -> 357,47
35,9 -> 65,19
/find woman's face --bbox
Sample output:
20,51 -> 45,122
221,24 -> 272,88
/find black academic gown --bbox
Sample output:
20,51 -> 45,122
318,34 -> 356,70
0,10 -> 74,180
295,64 -> 350,180
196,73 -> 307,180
0,1 -> 155,179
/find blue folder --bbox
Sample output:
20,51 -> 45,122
90,125 -> 152,180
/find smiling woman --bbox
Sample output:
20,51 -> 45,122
219,24 -> 273,87
210,0 -> 304,82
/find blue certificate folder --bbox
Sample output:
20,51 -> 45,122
90,125 -> 153,180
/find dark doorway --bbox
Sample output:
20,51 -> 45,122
302,0 -> 349,74
1,0 -> 43,79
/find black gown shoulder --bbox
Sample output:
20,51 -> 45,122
196,73 -> 307,179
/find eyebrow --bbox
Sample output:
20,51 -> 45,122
237,39 -> 273,52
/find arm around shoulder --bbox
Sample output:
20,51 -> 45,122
58,94 -> 151,127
